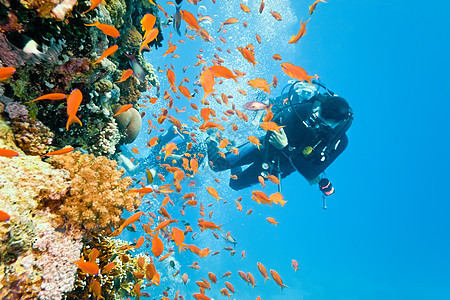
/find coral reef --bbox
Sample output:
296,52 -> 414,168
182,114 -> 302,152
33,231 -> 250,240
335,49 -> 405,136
0,120 -> 72,299
67,233 -> 147,300
91,118 -> 121,157
114,105 -> 142,144
33,227 -> 83,300
48,151 -> 141,231
2,100 -> 55,156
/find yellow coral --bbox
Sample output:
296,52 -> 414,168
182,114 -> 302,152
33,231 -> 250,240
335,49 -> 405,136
49,152 -> 141,231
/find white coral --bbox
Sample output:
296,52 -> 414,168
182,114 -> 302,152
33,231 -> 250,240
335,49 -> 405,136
51,0 -> 77,21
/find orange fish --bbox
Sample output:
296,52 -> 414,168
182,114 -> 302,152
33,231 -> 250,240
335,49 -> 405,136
280,62 -> 318,85
140,28 -> 159,53
292,259 -> 299,271
257,262 -> 270,282
66,89 -> 83,130
270,269 -> 288,290
237,46 -> 258,68
102,262 -> 115,274
72,260 -> 100,275
141,13 -> 157,35
0,66 -> 16,81
266,217 -> 278,226
206,186 -> 221,201
0,210 -> 11,221
247,136 -> 261,149
82,0 -> 102,14
259,0 -> 265,13
190,158 -> 200,175
171,227 -> 186,253
25,93 -> 67,103
162,142 -> 178,161
288,18 -> 310,44
93,45 -> 118,65
209,65 -> 240,82
85,21 -> 120,38
270,10 -> 282,21
41,146 -> 74,157
111,211 -> 145,236
258,176 -> 266,187
218,139 -> 230,149
114,69 -> 133,83
269,192 -> 287,206
166,68 -> 176,90
198,220 -> 222,231
310,0 -> 327,15
113,104 -> 133,117
272,75 -> 278,88
180,10 -> 202,34
247,271 -> 256,287
193,293 -> 210,300
247,78 -> 272,94
268,174 -> 280,184
178,85 -> 193,101
236,200 -> 242,212
151,235 -> 164,257
0,148 -> 19,157
90,279 -> 103,300
240,3 -> 251,13
217,18 -> 239,32
251,191 -> 271,205
134,236 -> 145,249
255,33 -> 262,44
260,121 -> 285,133
163,42 -> 177,57
182,273 -> 188,284
272,54 -> 282,61
200,68 -> 216,100
220,288 -> 231,297
224,281 -> 235,293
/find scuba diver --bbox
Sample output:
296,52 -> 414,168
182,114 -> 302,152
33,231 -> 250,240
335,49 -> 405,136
207,80 -> 353,202
118,125 -> 207,183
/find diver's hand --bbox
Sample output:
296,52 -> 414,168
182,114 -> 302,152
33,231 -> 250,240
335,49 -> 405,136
268,128 -> 288,150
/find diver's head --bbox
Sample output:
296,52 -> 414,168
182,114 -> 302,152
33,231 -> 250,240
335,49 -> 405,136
319,95 -> 350,127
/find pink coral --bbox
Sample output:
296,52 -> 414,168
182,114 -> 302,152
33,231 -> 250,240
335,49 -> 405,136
33,227 -> 83,300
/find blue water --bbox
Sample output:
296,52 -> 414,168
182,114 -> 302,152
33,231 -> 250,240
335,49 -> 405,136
119,0 -> 450,299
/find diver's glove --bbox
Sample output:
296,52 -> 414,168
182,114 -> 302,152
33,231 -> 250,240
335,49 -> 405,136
268,128 -> 288,150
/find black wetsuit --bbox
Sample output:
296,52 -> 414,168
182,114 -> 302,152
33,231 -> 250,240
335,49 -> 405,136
207,94 -> 349,190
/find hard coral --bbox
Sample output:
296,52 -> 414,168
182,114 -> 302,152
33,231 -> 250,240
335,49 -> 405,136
113,105 -> 141,144
0,149 -> 72,299
68,233 -> 140,299
91,118 -> 121,157
118,74 -> 142,105
3,100 -> 55,156
33,227 -> 83,300
48,151 -> 141,231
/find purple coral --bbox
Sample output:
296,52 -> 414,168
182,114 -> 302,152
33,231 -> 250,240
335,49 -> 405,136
33,227 -> 82,300
5,101 -> 29,120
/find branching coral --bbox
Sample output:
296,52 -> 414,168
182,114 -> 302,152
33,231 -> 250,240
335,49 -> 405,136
48,151 -> 141,231
67,233 -> 149,300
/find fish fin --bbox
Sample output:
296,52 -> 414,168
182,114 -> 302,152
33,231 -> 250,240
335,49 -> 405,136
66,115 -> 82,131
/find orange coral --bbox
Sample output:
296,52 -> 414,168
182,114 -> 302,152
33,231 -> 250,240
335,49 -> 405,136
49,151 -> 141,231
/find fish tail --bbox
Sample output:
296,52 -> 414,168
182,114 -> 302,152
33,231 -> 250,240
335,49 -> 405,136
66,115 -> 82,131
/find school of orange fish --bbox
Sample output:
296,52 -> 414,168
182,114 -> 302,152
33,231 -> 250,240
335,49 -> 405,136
0,0 -> 328,299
